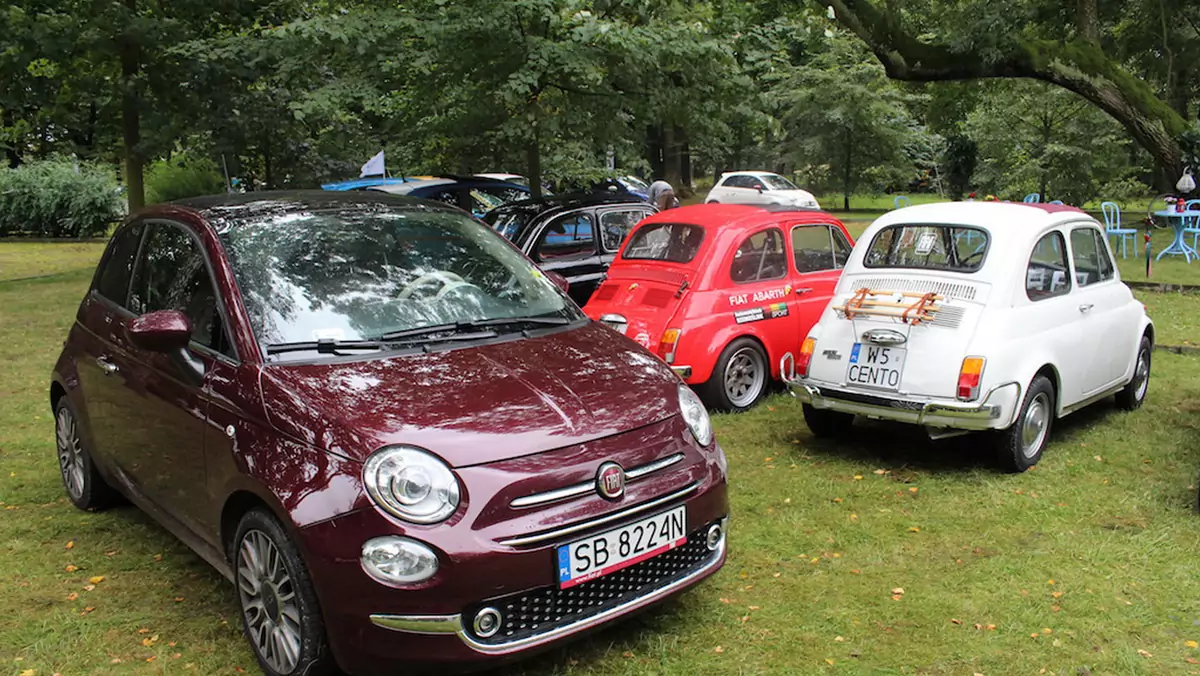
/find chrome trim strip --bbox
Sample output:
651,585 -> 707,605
509,453 -> 686,509
500,481 -> 699,546
787,379 -> 1021,431
370,519 -> 727,654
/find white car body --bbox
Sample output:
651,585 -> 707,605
705,171 -> 819,209
474,173 -> 529,188
788,202 -> 1152,450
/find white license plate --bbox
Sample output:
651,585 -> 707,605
846,343 -> 907,390
556,506 -> 686,589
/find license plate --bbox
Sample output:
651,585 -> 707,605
846,343 -> 906,390
556,506 -> 686,589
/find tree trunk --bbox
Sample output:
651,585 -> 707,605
663,124 -> 683,189
814,0 -> 1187,180
680,134 -> 693,197
120,0 -> 144,212
2,109 -> 20,168
1076,0 -> 1098,43
647,125 -> 664,180
263,134 -> 274,190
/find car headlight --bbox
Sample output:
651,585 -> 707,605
361,536 -> 438,584
363,446 -> 461,524
678,384 -> 713,446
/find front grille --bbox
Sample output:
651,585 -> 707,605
853,277 -> 979,301
464,523 -> 718,645
826,388 -> 925,411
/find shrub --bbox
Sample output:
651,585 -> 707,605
144,153 -> 226,204
0,158 -> 124,238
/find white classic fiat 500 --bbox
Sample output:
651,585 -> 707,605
786,202 -> 1153,471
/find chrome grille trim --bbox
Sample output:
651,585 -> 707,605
509,453 -> 684,509
498,481 -> 699,547
852,277 -> 979,301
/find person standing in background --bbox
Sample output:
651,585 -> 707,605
647,179 -> 679,210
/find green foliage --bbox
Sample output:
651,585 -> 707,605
144,153 -> 226,204
0,158 -> 123,238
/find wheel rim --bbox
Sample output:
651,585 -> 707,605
1020,392 -> 1051,459
237,530 -> 302,674
1133,349 -> 1150,401
723,347 -> 766,408
55,407 -> 85,501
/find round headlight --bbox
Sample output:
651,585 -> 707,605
363,446 -> 461,524
361,536 -> 438,584
678,385 -> 713,446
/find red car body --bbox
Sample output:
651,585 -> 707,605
583,204 -> 854,410
48,192 -> 728,675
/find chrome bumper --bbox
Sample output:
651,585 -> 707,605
787,380 -> 1021,431
369,517 -> 727,655
671,365 -> 693,379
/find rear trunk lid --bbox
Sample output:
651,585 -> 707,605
806,272 -> 991,399
583,265 -> 689,352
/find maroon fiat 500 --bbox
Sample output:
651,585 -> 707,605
49,192 -> 728,676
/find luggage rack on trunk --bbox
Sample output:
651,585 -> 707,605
833,288 -> 944,325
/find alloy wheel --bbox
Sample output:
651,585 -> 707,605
723,347 -> 766,409
1134,350 -> 1150,402
55,406 -> 85,501
237,529 -> 303,674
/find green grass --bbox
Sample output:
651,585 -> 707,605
1137,291 -> 1200,346
0,240 -> 106,282
6,252 -> 1200,674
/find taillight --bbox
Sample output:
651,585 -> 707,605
797,337 -> 816,378
657,329 -> 682,363
957,356 -> 986,401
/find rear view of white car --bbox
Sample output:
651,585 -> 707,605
705,171 -> 819,209
786,202 -> 1153,472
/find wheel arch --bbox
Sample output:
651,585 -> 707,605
1031,363 -> 1062,414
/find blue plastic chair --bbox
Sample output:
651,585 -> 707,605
1184,199 -> 1200,249
1023,193 -> 1041,203
893,195 -> 912,209
1102,201 -> 1137,259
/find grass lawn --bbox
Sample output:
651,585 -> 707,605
0,240 -> 106,282
4,247 -> 1200,675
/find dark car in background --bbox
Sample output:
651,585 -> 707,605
484,193 -> 656,305
367,177 -> 529,217
48,191 -> 728,676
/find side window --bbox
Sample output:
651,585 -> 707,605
1026,231 -> 1071,301
1070,227 -> 1109,287
1092,228 -> 1115,282
95,222 -> 144,307
130,224 -> 231,355
746,177 -> 766,191
427,190 -> 460,207
791,225 -> 850,273
723,176 -> 747,189
535,213 -> 596,261
599,209 -> 649,252
731,228 -> 787,283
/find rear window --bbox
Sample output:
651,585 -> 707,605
484,209 -> 531,241
623,223 -> 705,263
864,224 -> 989,273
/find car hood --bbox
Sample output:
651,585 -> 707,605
257,321 -> 682,467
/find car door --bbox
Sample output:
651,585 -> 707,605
726,227 -> 801,363
117,221 -> 235,535
1067,224 -> 1127,392
1022,229 -> 1088,407
597,205 -> 655,266
531,210 -> 604,304
788,222 -> 852,350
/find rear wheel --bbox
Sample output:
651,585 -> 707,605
994,375 -> 1054,473
802,404 -> 854,438
1114,335 -> 1151,410
54,397 -> 119,511
700,338 -> 769,412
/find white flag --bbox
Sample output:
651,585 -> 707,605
360,150 -> 385,178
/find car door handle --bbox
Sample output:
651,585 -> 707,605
794,287 -> 814,295
96,356 -> 119,376
1078,304 -> 1094,313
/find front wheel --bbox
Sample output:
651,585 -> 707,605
700,338 -> 769,412
232,509 -> 336,676
54,397 -> 120,511
1114,335 -> 1151,410
993,375 -> 1055,473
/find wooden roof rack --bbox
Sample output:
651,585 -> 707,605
833,288 -> 944,325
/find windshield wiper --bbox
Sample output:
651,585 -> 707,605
375,316 -> 572,342
265,339 -> 386,356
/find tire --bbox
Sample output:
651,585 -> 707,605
1114,335 -> 1151,411
706,200 -> 719,204
700,338 -> 770,412
54,397 -> 120,511
802,404 -> 854,438
994,375 -> 1055,473
232,509 -> 336,676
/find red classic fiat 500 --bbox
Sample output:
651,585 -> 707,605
49,192 -> 728,676
583,204 -> 854,411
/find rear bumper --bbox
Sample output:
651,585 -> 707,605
787,379 -> 1022,431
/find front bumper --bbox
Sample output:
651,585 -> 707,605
787,379 -> 1021,431
671,365 -> 693,379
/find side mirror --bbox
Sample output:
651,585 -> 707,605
756,185 -> 764,193
546,271 -> 570,293
126,310 -> 192,352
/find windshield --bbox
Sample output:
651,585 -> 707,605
484,207 -> 531,241
761,174 -> 799,191
864,223 -> 989,273
620,176 -> 649,191
219,204 -> 582,348
623,222 -> 705,263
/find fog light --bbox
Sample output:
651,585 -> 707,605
473,607 -> 502,638
360,536 -> 438,585
705,523 -> 724,551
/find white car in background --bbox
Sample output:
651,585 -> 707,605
705,171 -> 819,209
785,202 -> 1153,472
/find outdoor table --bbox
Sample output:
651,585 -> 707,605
1153,210 -> 1198,262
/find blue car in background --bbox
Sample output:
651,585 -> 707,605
320,177 -> 423,191
322,176 -> 530,217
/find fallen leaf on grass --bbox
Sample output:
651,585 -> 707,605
713,646 -> 723,654
1052,591 -> 1063,599
950,618 -> 962,625
748,605 -> 760,610
19,670 -> 34,676
142,635 -> 158,647
137,628 -> 150,634
65,540 -> 74,549
80,606 -> 95,615
66,592 -> 78,601
740,615 -> 750,623
853,475 -> 863,480
908,527 -> 921,533
1187,657 -> 1199,664
1042,628 -> 1053,634
1051,605 -> 1061,612
718,598 -> 732,604
153,554 -> 163,562
64,564 -> 78,572
88,576 -> 105,584
621,651 -> 633,658
908,487 -> 918,493
986,624 -> 997,630
110,658 -> 121,664
832,497 -> 843,503
174,597 -> 185,602
834,636 -> 845,642
1138,649 -> 1153,658
1094,455 -> 1103,462
1187,640 -> 1199,649
83,584 -> 95,592
825,658 -> 835,665
891,587 -> 904,595
105,550 -> 117,557
1047,579 -> 1055,585
763,457 -> 774,463
873,469 -> 888,475
145,656 -> 156,663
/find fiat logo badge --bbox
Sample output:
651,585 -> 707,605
596,462 -> 625,500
